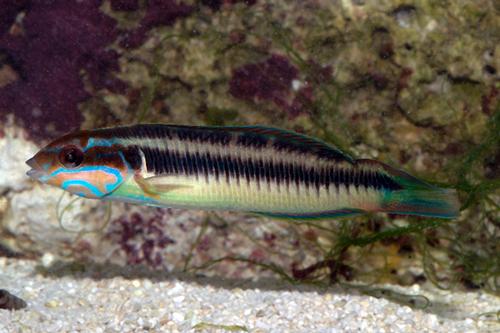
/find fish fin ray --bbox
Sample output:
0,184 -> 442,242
356,159 -> 438,190
227,125 -> 354,163
135,174 -> 191,196
166,124 -> 353,163
381,188 -> 460,219
254,209 -> 364,220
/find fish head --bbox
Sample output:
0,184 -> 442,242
26,130 -> 136,199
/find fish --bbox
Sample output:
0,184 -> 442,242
25,124 -> 460,219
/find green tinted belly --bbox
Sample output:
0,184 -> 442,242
108,174 -> 381,214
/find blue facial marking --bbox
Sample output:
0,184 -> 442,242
50,166 -> 121,179
48,166 -> 124,196
62,179 -> 104,197
39,175 -> 51,182
105,177 -> 121,192
84,138 -> 117,152
118,151 -> 134,172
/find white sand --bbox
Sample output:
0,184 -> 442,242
0,258 -> 498,333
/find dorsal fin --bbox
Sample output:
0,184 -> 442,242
222,125 -> 354,163
356,159 -> 439,190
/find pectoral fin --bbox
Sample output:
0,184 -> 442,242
134,174 -> 191,197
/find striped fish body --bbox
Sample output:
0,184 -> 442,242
26,124 -> 460,219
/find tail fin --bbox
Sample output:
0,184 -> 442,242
358,159 -> 460,219
381,188 -> 460,219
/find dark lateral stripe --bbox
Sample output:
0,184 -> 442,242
139,146 -> 402,191
272,137 -> 346,161
236,132 -> 269,148
101,125 -> 233,146
176,127 -> 232,146
98,124 -> 175,140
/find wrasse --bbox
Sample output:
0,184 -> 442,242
26,124 -> 459,219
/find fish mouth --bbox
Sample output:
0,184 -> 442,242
26,157 -> 46,181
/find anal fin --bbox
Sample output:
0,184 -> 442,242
254,209 -> 364,220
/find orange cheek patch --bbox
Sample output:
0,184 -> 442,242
48,167 -> 126,198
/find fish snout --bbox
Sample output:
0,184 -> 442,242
26,156 -> 38,169
26,156 -> 46,180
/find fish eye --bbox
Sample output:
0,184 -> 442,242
59,146 -> 84,168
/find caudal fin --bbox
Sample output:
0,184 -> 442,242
357,159 -> 461,219
381,188 -> 460,219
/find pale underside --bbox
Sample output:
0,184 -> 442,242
107,173 -> 383,215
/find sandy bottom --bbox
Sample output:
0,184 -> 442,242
0,257 -> 498,333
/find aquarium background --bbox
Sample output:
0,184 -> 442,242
0,0 -> 498,303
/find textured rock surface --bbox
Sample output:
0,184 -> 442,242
0,124 -> 38,192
